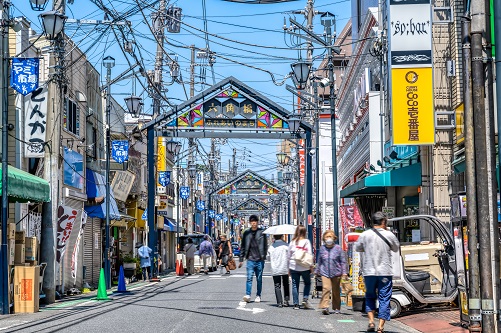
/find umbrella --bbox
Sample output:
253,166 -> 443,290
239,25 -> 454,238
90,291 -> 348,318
263,224 -> 297,235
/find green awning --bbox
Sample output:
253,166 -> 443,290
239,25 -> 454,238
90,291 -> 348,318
452,155 -> 465,174
0,166 -> 50,202
340,163 -> 422,198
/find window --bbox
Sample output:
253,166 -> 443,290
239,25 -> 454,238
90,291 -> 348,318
64,99 -> 80,136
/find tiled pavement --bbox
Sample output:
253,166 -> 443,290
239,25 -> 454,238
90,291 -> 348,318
395,307 -> 468,333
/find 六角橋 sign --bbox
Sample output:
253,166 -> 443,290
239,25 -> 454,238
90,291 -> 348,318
111,140 -> 129,164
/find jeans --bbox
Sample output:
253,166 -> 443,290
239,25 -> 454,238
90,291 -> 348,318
246,260 -> 264,297
141,266 -> 151,281
364,275 -> 393,321
319,276 -> 341,310
290,269 -> 311,305
273,274 -> 290,304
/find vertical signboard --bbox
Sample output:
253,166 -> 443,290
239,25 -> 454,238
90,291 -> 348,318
389,0 -> 434,145
298,139 -> 305,186
157,137 -> 167,194
24,87 -> 48,157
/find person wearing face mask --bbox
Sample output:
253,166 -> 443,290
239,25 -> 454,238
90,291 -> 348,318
315,230 -> 347,315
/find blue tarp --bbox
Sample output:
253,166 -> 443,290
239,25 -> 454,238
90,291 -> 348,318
84,168 -> 121,220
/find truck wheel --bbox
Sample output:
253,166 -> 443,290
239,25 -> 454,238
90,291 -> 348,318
390,299 -> 402,318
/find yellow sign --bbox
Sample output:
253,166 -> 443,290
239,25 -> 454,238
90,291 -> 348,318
391,67 -> 435,145
455,103 -> 464,145
156,137 -> 167,172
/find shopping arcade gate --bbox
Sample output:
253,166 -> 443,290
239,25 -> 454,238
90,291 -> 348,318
142,76 -> 314,257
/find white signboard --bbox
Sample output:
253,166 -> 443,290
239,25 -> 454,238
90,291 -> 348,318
111,170 -> 136,202
389,0 -> 432,67
382,206 -> 395,219
24,87 -> 48,157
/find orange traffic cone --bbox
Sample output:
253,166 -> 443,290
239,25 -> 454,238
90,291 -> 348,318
176,260 -> 184,276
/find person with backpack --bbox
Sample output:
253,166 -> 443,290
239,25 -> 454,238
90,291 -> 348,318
218,234 -> 233,275
355,212 -> 400,333
288,225 -> 313,310
199,236 -> 214,275
315,230 -> 347,315
267,234 -> 290,307
183,238 -> 197,276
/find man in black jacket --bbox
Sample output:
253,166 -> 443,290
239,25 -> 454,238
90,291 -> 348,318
239,215 -> 267,303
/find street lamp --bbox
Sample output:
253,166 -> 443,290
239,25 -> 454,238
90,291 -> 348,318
39,10 -> 67,40
125,95 -> 143,118
166,140 -> 182,155
287,116 -> 302,134
103,55 -> 115,290
276,152 -> 290,166
291,61 -> 311,90
188,164 -> 197,179
30,0 -> 49,11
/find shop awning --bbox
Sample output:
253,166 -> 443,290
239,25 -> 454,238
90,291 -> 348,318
340,163 -> 422,198
163,218 -> 179,232
0,165 -> 50,202
111,212 -> 136,227
84,169 -> 120,220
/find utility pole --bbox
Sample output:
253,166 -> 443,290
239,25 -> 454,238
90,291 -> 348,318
147,0 -> 166,280
232,148 -> 237,177
187,45 -> 196,234
0,0 -> 9,315
462,14 -> 482,332
469,0 -> 499,331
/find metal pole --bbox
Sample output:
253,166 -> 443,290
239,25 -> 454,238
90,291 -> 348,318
306,130 -> 313,244
462,15 -> 482,331
328,52 -> 339,242
0,0 -> 9,315
147,126 -> 156,280
322,161 -> 326,232
470,0 -> 496,329
104,65 -> 112,289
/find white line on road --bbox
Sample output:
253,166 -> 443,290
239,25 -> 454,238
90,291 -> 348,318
236,301 -> 266,314
0,321 -> 29,331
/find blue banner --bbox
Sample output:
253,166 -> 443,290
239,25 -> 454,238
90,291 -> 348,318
223,216 -> 228,223
208,210 -> 215,218
180,186 -> 190,200
196,200 -> 205,211
158,171 -> 171,187
215,214 -> 223,221
111,140 -> 129,164
142,209 -> 147,221
11,58 -> 39,96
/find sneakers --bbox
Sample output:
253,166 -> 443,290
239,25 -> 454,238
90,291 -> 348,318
293,304 -> 300,310
283,300 -> 290,307
243,295 -> 251,303
333,309 -> 341,314
277,303 -> 283,308
204,270 -> 208,275
225,271 -> 231,275
322,308 -> 330,315
302,298 -> 312,309
254,296 -> 261,303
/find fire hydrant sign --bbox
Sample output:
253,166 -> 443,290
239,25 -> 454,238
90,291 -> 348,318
11,58 -> 39,95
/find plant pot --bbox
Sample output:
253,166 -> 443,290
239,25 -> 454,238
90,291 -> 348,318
123,262 -> 136,270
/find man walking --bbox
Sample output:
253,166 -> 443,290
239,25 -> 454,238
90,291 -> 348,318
239,215 -> 267,303
355,212 -> 399,332
199,235 -> 214,275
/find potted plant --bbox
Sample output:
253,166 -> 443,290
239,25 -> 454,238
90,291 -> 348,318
122,253 -> 138,270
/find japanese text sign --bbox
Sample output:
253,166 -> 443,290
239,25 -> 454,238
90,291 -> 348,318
11,58 -> 39,95
158,171 -> 171,187
180,186 -> 190,200
24,87 -> 48,157
111,140 -> 129,164
196,200 -> 205,211
56,204 -> 78,263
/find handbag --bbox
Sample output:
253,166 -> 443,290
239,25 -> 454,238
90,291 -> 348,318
294,241 -> 313,267
227,258 -> 236,270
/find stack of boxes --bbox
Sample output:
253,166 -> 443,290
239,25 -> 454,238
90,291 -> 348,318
13,230 -> 38,266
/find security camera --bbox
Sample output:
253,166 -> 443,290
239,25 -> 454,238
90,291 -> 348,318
319,77 -> 331,88
309,149 -> 316,156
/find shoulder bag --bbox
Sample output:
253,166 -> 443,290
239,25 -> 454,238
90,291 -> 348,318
372,228 -> 392,248
294,240 -> 313,267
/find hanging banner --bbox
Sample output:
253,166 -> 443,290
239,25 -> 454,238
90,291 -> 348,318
215,214 -> 223,221
27,211 -> 42,241
71,210 -> 87,281
389,0 -> 432,67
339,205 -> 363,250
158,171 -> 171,187
196,200 -> 205,211
11,58 -> 39,95
157,137 -> 167,172
111,140 -> 129,164
208,210 -> 215,218
24,87 -> 48,157
196,172 -> 204,192
299,139 -> 305,186
111,170 -> 135,202
63,147 -> 84,190
142,208 -> 148,221
180,186 -> 190,200
56,205 -> 78,263
391,68 -> 434,145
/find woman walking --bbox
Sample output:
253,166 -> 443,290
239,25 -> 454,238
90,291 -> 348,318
315,230 -> 347,315
267,234 -> 290,307
288,225 -> 313,310
218,234 -> 233,275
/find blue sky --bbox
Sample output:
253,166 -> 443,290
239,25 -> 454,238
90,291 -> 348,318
14,0 -> 351,179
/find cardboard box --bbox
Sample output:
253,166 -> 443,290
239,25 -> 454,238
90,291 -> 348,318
15,231 -> 26,244
25,261 -> 37,267
14,244 -> 25,264
14,265 -> 40,313
7,223 -> 15,239
25,237 -> 37,261
8,239 -> 15,265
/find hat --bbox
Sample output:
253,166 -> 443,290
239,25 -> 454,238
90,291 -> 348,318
220,233 -> 227,237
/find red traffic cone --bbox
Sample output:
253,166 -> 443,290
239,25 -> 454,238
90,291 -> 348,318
176,260 -> 184,276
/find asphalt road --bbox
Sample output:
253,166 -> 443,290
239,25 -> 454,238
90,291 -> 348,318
0,264 -> 419,333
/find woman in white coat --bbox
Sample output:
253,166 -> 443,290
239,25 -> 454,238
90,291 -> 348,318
267,234 -> 290,307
